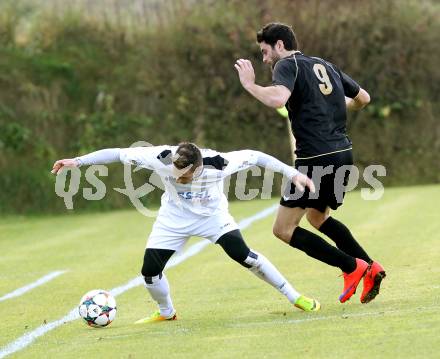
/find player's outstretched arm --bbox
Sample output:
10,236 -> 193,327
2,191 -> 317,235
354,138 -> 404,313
234,59 -> 291,108
227,150 -> 315,193
51,148 -> 121,175
252,151 -> 315,193
345,88 -> 370,111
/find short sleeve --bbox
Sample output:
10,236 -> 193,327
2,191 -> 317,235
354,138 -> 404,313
339,70 -> 361,98
272,58 -> 297,92
119,145 -> 172,170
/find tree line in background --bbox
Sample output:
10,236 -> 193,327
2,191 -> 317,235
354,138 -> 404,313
0,0 -> 438,213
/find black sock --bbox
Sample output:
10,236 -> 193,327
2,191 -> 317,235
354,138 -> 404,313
290,227 -> 356,273
319,217 -> 372,263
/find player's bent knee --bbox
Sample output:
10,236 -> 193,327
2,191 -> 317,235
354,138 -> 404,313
140,248 -> 174,278
216,229 -> 251,267
141,255 -> 164,277
273,225 -> 295,243
141,262 -> 162,278
306,211 -> 327,229
272,225 -> 284,239
306,212 -> 320,229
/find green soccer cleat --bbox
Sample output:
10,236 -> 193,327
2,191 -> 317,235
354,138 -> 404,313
294,295 -> 321,312
134,310 -> 177,324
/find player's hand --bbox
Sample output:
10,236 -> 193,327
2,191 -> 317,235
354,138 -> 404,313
51,158 -> 79,175
292,173 -> 316,193
234,59 -> 255,89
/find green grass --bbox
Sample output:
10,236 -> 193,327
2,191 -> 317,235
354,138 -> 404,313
1,185 -> 439,358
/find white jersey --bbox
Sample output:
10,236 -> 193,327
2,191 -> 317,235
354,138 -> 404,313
119,146 -> 261,217
76,145 -> 298,218
75,145 -> 299,250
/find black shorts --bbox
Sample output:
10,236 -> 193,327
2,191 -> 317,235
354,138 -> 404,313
280,149 -> 354,213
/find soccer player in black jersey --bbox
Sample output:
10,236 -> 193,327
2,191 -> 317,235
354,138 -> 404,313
235,22 -> 385,304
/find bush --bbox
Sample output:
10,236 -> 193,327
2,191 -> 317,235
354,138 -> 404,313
0,0 -> 438,213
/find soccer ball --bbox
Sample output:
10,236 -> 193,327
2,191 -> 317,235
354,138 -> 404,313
78,289 -> 117,327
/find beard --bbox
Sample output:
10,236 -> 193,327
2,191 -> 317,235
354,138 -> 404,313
270,53 -> 282,71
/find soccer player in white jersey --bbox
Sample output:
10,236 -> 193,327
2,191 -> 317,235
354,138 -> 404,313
51,142 -> 319,322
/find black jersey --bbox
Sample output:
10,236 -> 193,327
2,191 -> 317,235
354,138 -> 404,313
272,52 -> 360,158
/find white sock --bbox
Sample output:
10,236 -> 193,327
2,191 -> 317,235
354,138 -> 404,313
245,250 -> 301,303
144,273 -> 175,317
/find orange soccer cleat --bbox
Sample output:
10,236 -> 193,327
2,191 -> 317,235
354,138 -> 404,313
339,258 -> 369,303
360,261 -> 386,304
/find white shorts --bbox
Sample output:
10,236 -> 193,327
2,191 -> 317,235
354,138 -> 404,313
146,207 -> 239,251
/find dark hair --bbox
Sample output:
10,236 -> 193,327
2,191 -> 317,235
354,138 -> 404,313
173,142 -> 202,170
256,23 -> 298,51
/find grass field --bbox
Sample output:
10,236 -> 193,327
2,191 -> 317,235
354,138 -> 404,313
1,185 -> 439,358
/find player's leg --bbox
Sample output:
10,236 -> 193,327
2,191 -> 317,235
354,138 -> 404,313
216,229 -> 320,311
307,207 -> 371,263
273,205 -> 368,303
272,205 -> 305,244
306,207 -> 385,303
136,213 -> 188,323
137,248 -> 177,322
303,141 -> 370,262
273,205 -> 357,273
304,149 -> 385,303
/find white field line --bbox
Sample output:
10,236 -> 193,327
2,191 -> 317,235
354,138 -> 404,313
0,271 -> 67,303
0,204 -> 279,358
